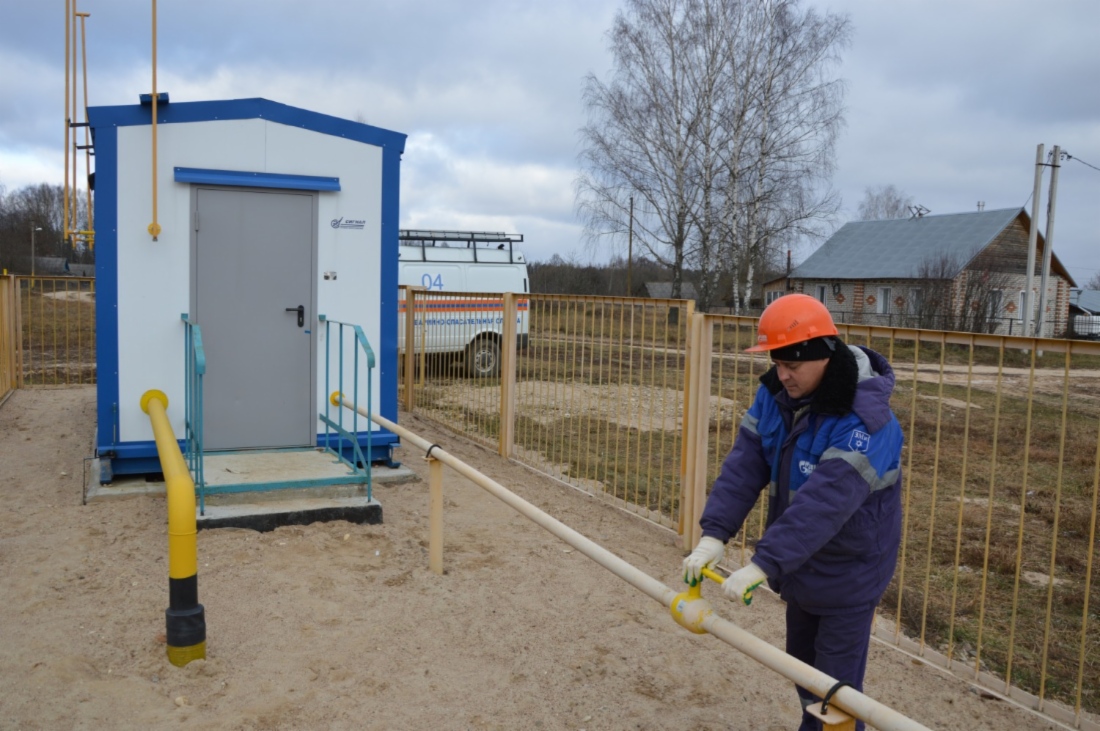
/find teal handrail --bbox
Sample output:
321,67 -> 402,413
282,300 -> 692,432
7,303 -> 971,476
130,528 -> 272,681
318,315 -> 373,499
181,314 -> 206,512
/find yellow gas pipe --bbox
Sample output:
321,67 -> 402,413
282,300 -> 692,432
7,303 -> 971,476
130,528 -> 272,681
335,394 -> 931,731
141,390 -> 205,666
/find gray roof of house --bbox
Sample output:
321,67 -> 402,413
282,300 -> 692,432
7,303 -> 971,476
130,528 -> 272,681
790,207 -> 1024,281
1071,289 -> 1100,314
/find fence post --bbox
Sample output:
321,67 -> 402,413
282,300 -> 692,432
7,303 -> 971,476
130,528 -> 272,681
677,300 -> 698,541
679,310 -> 696,545
403,286 -> 419,412
14,277 -> 24,388
499,292 -> 518,458
681,312 -> 712,551
0,277 -> 12,396
689,316 -> 713,551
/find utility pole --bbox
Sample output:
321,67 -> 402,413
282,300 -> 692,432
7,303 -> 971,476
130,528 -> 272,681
31,224 -> 43,285
1036,145 -> 1061,337
1023,144 -> 1044,337
626,195 -> 634,297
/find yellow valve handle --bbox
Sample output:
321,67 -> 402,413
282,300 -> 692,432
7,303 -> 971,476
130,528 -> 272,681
671,566 -> 729,634
700,567 -> 726,585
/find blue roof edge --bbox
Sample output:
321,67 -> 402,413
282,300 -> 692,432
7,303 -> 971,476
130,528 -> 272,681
87,97 -> 406,153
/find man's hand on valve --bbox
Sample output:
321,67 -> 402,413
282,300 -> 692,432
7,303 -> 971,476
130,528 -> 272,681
682,536 -> 725,586
721,562 -> 768,606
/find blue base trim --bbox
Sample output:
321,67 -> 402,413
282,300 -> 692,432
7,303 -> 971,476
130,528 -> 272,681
97,432 -> 398,481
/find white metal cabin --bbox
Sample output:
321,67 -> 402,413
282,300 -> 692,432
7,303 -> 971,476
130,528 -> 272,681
88,95 -> 406,482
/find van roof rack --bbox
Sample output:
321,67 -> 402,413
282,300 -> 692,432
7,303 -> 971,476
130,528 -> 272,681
398,229 -> 523,263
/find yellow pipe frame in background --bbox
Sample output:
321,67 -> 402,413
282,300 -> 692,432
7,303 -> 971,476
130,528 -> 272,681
148,0 -> 160,240
141,389 -> 205,666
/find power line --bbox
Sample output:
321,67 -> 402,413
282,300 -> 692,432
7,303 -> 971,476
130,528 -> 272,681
1065,152 -> 1100,173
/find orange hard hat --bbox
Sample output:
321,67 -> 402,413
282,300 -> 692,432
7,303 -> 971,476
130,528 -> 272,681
746,293 -> 839,353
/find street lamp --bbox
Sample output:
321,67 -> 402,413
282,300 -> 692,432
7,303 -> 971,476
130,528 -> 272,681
31,224 -> 43,284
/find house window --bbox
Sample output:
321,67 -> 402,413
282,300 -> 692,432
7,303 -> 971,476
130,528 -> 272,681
989,289 -> 1003,320
815,284 -> 827,304
877,287 -> 892,314
908,288 -> 923,314
1018,290 -> 1027,320
765,290 -> 782,305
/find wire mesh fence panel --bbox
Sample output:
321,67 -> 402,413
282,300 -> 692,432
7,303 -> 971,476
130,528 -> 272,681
510,295 -> 693,529
400,289 -> 507,449
697,319 -> 1100,721
17,276 -> 96,386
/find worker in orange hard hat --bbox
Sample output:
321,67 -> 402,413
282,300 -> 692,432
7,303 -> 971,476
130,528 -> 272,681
683,292 -> 904,731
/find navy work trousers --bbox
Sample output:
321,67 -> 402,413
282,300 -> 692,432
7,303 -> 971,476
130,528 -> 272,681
785,601 -> 877,731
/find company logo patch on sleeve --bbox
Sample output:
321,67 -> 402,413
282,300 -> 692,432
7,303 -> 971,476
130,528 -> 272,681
848,429 -> 871,453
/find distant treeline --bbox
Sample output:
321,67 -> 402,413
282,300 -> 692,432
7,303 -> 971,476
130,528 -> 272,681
528,253 -> 784,311
528,254 -> 669,297
0,182 -> 93,274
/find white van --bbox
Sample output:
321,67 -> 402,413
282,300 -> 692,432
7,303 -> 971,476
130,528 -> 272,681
398,230 -> 530,377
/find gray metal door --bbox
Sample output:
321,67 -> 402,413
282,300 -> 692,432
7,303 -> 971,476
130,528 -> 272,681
193,188 -> 315,450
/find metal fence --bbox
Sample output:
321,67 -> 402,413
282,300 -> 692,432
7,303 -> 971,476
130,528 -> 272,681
8,275 -> 97,386
403,293 -> 1100,729
693,316 -> 1100,729
400,288 -> 694,528
0,276 -> 18,404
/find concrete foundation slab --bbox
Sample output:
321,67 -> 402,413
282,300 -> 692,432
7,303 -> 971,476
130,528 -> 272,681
84,449 -> 417,531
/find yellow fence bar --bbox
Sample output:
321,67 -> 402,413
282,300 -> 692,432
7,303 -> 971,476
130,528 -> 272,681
0,276 -> 17,405
14,276 -> 96,386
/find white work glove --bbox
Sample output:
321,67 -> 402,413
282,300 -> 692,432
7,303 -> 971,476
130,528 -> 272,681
722,562 -> 768,606
682,536 -> 725,586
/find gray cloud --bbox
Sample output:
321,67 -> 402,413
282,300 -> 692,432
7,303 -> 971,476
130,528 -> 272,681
1,0 -> 1097,279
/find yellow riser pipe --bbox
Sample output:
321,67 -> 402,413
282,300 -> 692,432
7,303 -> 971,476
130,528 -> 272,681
141,389 -> 205,666
341,396 -> 932,731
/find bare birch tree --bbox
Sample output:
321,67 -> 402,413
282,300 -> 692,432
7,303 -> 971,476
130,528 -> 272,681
577,0 -> 848,312
857,184 -> 913,221
723,1 -> 848,312
577,0 -> 700,301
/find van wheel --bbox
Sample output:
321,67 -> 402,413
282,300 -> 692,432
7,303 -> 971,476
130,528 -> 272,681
466,338 -> 500,378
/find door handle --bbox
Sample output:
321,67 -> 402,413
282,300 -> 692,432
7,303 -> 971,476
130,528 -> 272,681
285,305 -> 305,327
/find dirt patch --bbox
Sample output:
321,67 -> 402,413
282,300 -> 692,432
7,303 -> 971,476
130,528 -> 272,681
40,290 -> 96,303
434,381 -> 739,432
0,388 -> 1071,730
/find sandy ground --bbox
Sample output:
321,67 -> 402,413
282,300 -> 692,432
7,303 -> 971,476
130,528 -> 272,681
0,387 -> 1070,730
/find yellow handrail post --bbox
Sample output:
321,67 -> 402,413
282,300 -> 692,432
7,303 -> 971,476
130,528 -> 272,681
428,453 -> 444,576
141,389 -> 206,666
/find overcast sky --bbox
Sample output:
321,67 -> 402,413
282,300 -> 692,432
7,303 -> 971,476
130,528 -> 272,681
2,0 -> 1098,285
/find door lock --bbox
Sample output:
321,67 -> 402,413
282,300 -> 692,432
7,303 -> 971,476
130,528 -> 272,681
286,305 -> 305,327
